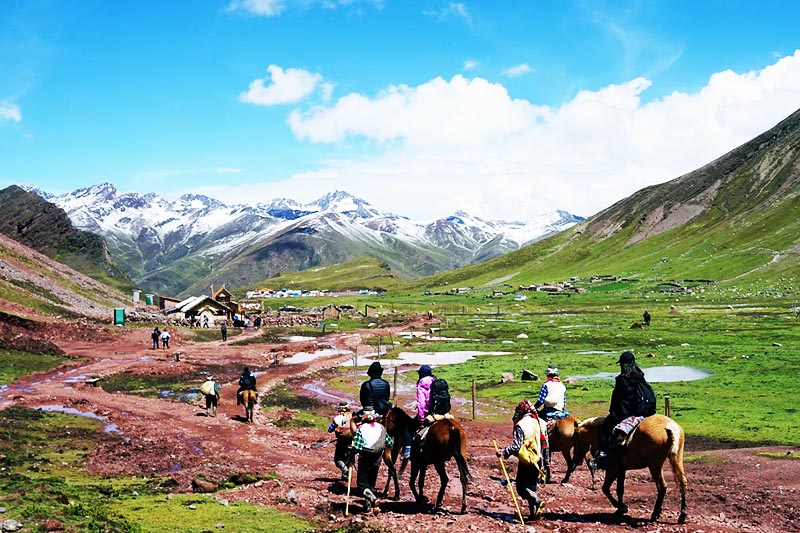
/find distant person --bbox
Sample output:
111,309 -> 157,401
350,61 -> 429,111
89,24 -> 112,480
151,327 -> 160,350
358,361 -> 391,417
236,367 -> 257,406
643,310 -> 651,327
202,315 -> 209,328
593,351 -> 657,469
327,401 -> 353,479
221,323 -> 228,342
160,328 -> 171,349
200,376 -> 220,417
254,316 -> 262,328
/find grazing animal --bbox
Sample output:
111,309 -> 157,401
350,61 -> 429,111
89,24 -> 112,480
242,389 -> 257,423
546,415 -> 595,484
409,418 -> 472,514
573,415 -> 688,524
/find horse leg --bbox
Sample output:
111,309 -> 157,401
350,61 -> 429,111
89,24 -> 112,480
417,465 -> 429,506
433,461 -> 448,511
455,454 -> 469,514
584,452 -> 597,489
602,464 -> 627,516
669,451 -> 689,524
649,462 -> 668,522
381,451 -> 399,500
561,448 -> 575,483
409,462 -> 423,504
614,469 -> 628,516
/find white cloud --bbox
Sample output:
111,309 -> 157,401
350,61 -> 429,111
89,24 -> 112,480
0,102 -> 22,123
424,2 -> 472,25
226,0 -> 284,17
463,59 -> 479,71
240,65 -> 323,106
502,63 -> 532,77
224,50 -> 800,221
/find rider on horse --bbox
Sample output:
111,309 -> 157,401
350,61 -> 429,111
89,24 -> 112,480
236,367 -> 257,406
534,366 -> 567,479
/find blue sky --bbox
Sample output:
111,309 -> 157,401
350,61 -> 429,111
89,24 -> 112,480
2,0 -> 800,220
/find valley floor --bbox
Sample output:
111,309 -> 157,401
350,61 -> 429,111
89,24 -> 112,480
1,322 -> 797,533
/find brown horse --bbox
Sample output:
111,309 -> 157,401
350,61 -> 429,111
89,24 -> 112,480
409,417 -> 472,514
242,389 -> 257,423
574,415 -> 688,524
546,415 -> 596,484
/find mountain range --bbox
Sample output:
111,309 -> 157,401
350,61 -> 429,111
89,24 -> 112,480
29,185 -> 582,296
415,107 -> 800,293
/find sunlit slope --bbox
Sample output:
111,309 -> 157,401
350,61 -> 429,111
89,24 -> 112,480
241,256 -> 404,293
408,108 -> 800,292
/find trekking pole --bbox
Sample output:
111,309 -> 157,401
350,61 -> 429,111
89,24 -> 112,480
492,439 -> 525,526
344,463 -> 353,517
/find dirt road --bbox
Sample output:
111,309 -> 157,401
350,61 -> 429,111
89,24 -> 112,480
2,323 -> 798,533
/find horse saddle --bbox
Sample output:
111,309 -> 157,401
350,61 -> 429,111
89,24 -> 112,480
612,415 -> 645,449
423,413 -> 453,426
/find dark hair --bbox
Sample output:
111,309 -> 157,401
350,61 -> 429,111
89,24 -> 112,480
367,361 -> 383,378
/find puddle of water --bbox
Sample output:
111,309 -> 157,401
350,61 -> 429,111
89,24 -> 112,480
573,366 -> 711,383
36,405 -> 123,435
559,324 -> 597,329
283,336 -> 317,342
283,348 -> 353,364
576,350 -> 615,355
341,350 -> 513,369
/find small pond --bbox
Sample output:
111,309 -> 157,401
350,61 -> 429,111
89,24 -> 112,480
573,366 -> 711,383
36,404 -> 124,435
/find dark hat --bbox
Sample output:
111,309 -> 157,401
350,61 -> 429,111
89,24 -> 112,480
418,364 -> 433,377
367,361 -> 383,378
618,351 -> 636,364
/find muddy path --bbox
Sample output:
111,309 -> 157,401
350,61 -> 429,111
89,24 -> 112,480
1,321 -> 798,533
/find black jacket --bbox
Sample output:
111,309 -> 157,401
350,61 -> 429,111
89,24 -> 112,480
609,371 -> 647,422
359,377 -> 391,415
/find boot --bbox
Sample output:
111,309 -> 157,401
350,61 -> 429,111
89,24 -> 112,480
543,446 -> 552,483
528,494 -> 544,520
363,489 -> 376,512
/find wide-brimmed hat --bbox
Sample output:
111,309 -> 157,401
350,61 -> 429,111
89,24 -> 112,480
546,366 -> 559,377
338,401 -> 350,411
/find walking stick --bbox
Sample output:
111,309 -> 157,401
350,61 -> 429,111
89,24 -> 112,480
344,463 -> 353,517
493,439 -> 525,526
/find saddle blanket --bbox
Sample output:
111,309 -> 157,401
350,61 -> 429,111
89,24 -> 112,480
614,416 -> 645,436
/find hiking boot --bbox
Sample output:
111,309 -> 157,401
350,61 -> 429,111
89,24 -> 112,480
363,489 -> 376,512
402,446 -> 411,460
528,495 -> 544,520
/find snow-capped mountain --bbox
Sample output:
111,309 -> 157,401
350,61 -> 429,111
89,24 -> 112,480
42,183 -> 582,296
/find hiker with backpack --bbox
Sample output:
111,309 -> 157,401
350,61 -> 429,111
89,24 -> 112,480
593,350 -> 657,469
347,406 -> 393,513
401,364 -> 451,459
497,399 -> 546,520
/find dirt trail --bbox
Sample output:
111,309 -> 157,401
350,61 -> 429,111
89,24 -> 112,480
2,322 -> 798,533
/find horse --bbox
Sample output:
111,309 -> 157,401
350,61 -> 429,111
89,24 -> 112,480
545,415 -> 595,484
380,406 -> 413,499
242,389 -> 257,423
408,417 -> 472,514
573,415 -> 688,524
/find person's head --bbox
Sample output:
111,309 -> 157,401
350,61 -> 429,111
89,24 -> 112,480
417,365 -> 433,379
618,350 -> 638,376
546,366 -> 559,378
207,376 -> 214,382
243,366 -> 251,375
362,406 -> 376,422
338,401 -> 350,413
367,361 -> 383,378
512,399 -> 534,423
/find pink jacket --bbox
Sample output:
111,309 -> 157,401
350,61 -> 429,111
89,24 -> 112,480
416,375 -> 436,421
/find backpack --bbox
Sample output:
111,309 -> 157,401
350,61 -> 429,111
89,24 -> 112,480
239,374 -> 255,389
430,378 -> 451,415
635,381 -> 657,416
517,434 -> 542,467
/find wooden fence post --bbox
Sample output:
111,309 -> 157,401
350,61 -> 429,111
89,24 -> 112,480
664,395 -> 671,417
472,379 -> 477,421
393,366 -> 398,400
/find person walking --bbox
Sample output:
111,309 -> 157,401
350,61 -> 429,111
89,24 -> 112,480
221,323 -> 228,341
151,327 -> 160,350
497,399 -> 545,520
643,310 -> 651,327
200,376 -> 220,417
160,328 -> 171,349
593,350 -> 657,469
348,406 -> 393,513
327,401 -> 353,479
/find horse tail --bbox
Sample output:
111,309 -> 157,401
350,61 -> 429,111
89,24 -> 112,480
665,419 -> 688,492
450,423 -> 473,483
